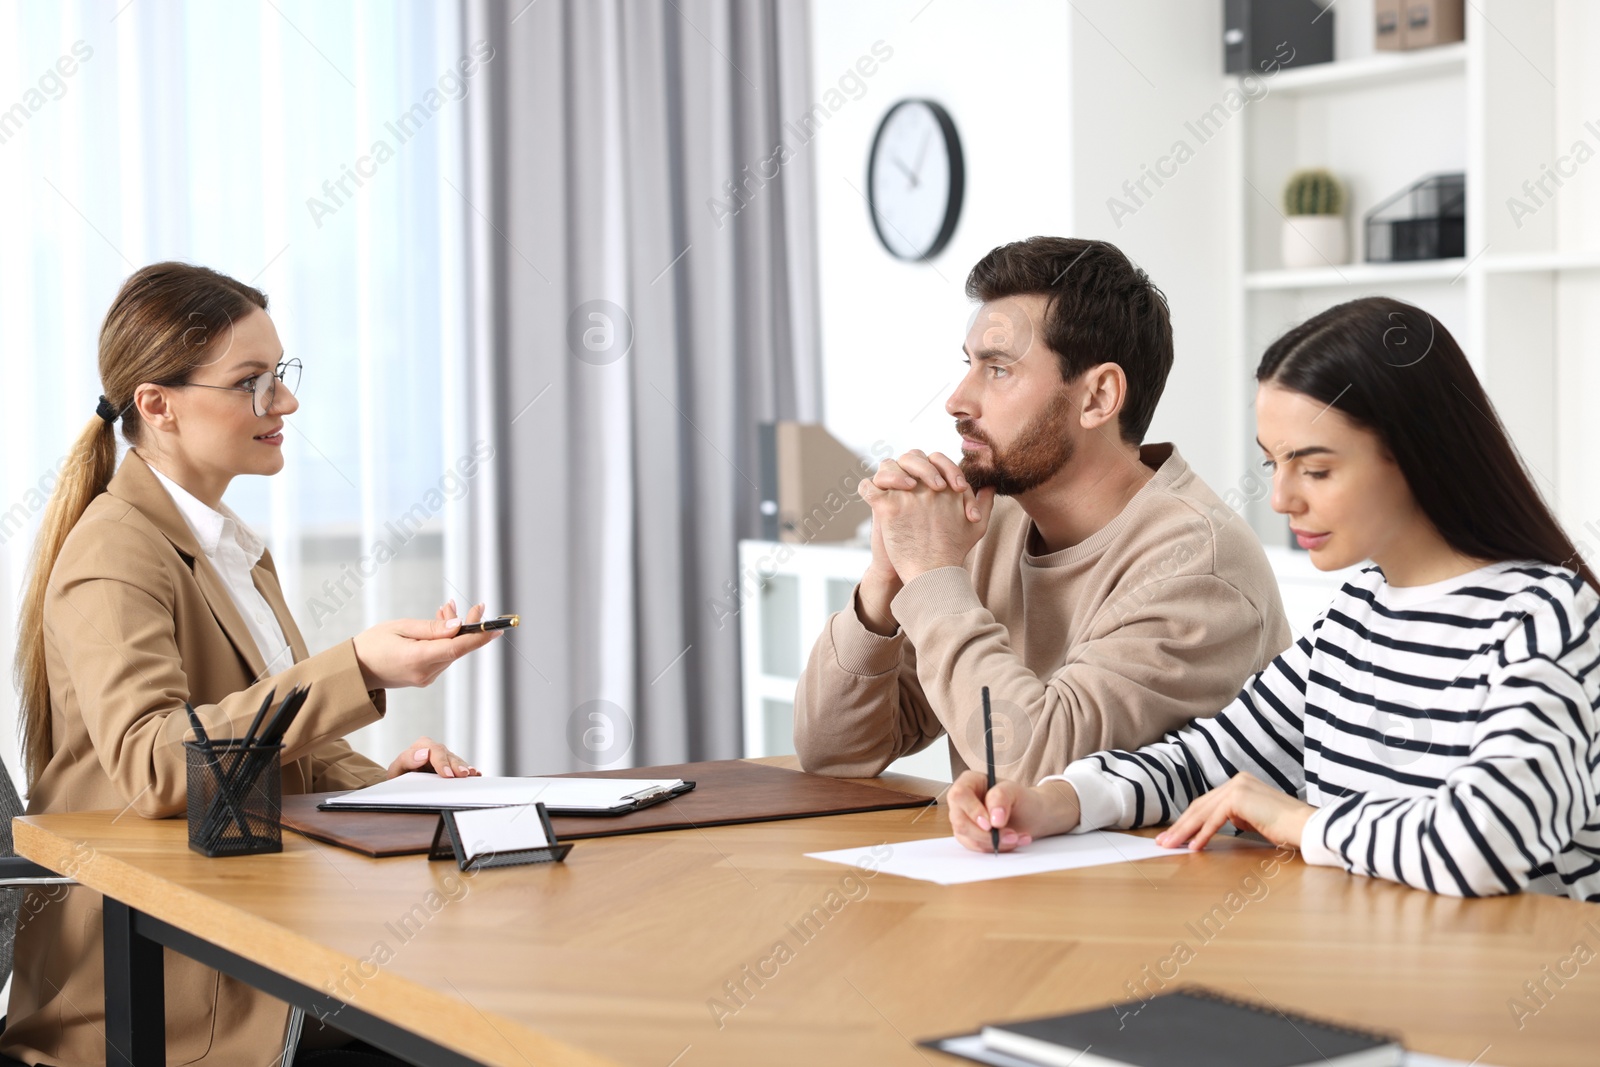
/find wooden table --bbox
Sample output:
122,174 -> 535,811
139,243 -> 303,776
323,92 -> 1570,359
14,757 -> 1600,1066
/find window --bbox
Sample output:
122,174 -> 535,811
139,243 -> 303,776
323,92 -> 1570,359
0,0 -> 489,776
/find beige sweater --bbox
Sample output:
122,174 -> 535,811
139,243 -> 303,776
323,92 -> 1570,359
793,444 -> 1292,783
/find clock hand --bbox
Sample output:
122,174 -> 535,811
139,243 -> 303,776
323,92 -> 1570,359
889,155 -> 919,189
912,125 -> 934,176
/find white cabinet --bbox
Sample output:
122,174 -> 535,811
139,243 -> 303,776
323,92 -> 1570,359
736,539 -> 866,758
736,539 -> 954,782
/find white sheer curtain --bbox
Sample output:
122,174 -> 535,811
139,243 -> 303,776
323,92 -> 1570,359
0,0 -> 505,780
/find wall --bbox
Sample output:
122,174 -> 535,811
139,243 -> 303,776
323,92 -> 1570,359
808,0 -> 1241,496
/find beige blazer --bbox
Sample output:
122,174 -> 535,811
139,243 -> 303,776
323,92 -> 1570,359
2,450 -> 390,1067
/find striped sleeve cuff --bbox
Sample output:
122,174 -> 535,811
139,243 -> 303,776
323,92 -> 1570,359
1297,803 -> 1342,868
1041,762 -> 1128,833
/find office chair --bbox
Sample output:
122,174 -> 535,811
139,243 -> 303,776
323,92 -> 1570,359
0,755 -> 76,1067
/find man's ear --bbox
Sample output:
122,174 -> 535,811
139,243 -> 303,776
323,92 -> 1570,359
1077,362 -> 1128,432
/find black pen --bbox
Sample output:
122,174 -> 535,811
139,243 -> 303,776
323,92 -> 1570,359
457,613 -> 519,635
185,701 -> 211,750
256,683 -> 307,747
239,687 -> 276,749
983,686 -> 998,856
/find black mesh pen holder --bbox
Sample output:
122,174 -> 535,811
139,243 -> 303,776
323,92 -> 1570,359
186,739 -> 284,857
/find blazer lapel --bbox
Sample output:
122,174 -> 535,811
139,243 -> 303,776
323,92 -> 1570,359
106,451 -> 272,683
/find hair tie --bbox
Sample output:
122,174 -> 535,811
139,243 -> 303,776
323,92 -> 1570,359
95,395 -> 118,424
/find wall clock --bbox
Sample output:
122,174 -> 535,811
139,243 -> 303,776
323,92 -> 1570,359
867,99 -> 964,262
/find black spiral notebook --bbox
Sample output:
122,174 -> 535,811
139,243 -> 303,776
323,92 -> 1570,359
924,986 -> 1402,1067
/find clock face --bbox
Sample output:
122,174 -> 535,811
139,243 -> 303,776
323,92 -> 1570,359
868,99 -> 964,261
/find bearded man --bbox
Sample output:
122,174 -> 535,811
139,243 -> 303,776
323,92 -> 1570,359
794,237 -> 1291,782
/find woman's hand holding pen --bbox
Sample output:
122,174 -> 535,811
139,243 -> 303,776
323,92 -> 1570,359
351,599 -> 501,691
947,771 -> 1083,853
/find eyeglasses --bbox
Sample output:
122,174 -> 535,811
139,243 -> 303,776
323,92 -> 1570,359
159,359 -> 302,417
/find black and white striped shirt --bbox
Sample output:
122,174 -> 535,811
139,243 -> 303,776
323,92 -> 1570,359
1045,561 -> 1600,901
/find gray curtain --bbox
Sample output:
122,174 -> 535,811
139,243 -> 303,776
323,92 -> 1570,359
462,0 -> 821,772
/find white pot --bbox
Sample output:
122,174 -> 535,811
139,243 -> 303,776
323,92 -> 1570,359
1281,215 -> 1348,270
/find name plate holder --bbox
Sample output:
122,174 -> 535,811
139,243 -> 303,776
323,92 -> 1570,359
427,801 -> 573,870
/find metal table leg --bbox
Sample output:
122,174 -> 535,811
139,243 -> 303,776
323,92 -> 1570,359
102,897 -> 166,1067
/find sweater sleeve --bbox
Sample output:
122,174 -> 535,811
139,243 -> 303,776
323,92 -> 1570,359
889,566 -> 1286,787
1298,649 -> 1597,897
792,586 -> 945,777
1043,630 -> 1315,831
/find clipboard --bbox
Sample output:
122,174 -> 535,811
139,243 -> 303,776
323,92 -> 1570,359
318,777 -> 696,816
283,759 -> 937,858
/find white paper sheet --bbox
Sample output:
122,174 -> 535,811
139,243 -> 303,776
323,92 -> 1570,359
321,772 -> 684,812
806,831 -> 1191,885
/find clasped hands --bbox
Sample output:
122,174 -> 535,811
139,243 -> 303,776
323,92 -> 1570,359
860,449 -> 996,588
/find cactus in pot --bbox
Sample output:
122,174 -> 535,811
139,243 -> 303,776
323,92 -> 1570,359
1283,168 -> 1346,217
1280,167 -> 1348,269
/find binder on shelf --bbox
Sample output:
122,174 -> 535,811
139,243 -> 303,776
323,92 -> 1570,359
1223,0 -> 1334,75
1402,0 -> 1463,49
758,421 -> 872,545
428,802 -> 573,871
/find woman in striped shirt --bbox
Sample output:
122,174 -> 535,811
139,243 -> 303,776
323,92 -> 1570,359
949,296 -> 1600,901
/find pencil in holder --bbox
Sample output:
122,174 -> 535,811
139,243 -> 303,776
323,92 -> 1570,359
186,739 -> 284,857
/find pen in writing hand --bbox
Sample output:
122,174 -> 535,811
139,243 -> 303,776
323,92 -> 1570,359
983,686 -> 998,856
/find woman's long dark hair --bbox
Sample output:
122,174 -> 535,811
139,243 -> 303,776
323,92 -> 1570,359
1257,296 -> 1598,593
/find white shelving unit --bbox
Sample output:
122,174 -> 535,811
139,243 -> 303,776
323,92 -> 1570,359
1264,40 -> 1467,94
1228,0 -> 1600,549
737,539 -> 867,761
1243,258 -> 1468,290
737,539 -> 954,781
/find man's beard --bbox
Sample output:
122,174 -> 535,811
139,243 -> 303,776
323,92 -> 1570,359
957,388 -> 1075,496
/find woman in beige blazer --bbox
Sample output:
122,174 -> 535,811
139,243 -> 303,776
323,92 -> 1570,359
3,263 -> 501,1067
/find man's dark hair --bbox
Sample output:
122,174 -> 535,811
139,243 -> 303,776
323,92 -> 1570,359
965,237 -> 1174,444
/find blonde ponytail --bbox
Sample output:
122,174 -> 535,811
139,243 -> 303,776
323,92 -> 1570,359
13,262 -> 267,786
14,415 -> 119,784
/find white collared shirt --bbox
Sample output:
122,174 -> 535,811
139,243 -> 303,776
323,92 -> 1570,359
146,462 -> 294,675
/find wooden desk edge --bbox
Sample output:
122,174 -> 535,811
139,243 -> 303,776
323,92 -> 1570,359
9,758 -> 942,1067
750,754 -> 950,803
10,818 -> 621,1067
